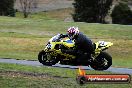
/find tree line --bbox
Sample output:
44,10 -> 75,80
0,0 -> 131,25
0,0 -> 15,17
0,0 -> 37,18
73,0 -> 132,24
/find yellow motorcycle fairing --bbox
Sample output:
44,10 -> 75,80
94,41 -> 113,54
44,38 -> 76,59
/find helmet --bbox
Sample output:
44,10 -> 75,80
67,26 -> 79,40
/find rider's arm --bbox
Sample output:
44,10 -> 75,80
60,34 -> 68,38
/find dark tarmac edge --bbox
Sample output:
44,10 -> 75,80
0,58 -> 132,74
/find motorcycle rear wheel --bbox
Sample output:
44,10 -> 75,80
90,52 -> 112,70
38,50 -> 57,66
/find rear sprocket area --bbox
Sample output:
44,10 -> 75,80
90,52 -> 112,70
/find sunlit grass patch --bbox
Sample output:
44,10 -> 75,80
0,36 -> 49,60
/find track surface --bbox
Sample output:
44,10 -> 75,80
0,58 -> 132,74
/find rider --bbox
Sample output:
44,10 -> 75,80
60,26 -> 94,64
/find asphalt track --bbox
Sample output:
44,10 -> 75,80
0,58 -> 132,74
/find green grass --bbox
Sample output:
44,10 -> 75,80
0,63 -> 132,88
16,8 -> 73,21
0,10 -> 132,68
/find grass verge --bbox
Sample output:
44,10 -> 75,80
0,63 -> 132,88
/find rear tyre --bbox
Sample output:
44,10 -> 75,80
38,50 -> 57,66
90,52 -> 112,70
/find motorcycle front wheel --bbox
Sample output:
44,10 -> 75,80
90,52 -> 112,70
38,50 -> 57,66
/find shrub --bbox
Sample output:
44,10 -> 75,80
72,0 -> 113,23
0,0 -> 15,17
111,2 -> 132,25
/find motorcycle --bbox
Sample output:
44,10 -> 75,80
38,34 -> 113,70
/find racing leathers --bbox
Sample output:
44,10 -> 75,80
60,32 -> 94,63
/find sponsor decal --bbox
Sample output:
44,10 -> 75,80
76,67 -> 131,84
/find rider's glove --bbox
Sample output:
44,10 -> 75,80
58,34 -> 64,39
60,34 -> 68,38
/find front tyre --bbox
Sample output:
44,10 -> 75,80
38,50 -> 57,66
90,52 -> 112,70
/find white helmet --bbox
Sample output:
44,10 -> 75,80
67,26 -> 79,40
